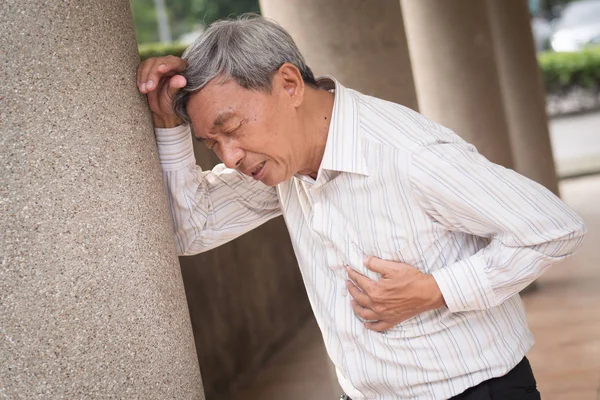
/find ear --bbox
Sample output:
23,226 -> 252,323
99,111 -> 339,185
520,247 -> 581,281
276,62 -> 305,108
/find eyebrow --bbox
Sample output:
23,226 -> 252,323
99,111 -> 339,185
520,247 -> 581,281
212,111 -> 237,131
193,111 -> 237,142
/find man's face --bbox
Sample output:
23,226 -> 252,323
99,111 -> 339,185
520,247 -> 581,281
187,72 -> 304,186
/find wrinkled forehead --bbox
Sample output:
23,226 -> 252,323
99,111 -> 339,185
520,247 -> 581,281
187,80 -> 242,125
186,78 -> 273,133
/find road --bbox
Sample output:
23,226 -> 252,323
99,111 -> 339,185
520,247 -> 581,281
549,111 -> 600,177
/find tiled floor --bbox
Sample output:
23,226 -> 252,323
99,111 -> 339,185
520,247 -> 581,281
232,174 -> 600,400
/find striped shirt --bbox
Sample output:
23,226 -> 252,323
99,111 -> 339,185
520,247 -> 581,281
155,77 -> 586,399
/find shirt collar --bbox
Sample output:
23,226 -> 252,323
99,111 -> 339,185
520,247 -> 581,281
296,76 -> 369,186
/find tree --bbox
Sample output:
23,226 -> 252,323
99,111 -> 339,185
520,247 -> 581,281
131,0 -> 260,44
131,0 -> 160,43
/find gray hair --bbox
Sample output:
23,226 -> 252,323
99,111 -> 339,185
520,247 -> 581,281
173,14 -> 317,124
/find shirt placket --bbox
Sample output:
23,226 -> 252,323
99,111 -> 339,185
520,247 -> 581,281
308,187 -> 365,394
309,194 -> 346,276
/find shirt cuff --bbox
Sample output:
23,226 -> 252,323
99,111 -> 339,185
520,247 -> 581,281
431,253 -> 494,313
155,124 -> 196,171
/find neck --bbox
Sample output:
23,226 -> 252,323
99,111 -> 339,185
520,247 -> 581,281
297,86 -> 335,179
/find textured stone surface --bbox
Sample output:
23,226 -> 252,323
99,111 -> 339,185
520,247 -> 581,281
0,1 -> 204,398
401,0 -> 514,167
487,0 -> 559,195
260,0 -> 418,110
180,146 -> 312,398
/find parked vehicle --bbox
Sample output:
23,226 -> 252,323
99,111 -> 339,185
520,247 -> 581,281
551,0 -> 600,52
532,16 -> 553,52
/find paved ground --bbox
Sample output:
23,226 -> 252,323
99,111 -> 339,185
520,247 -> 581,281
524,174 -> 600,400
550,112 -> 600,177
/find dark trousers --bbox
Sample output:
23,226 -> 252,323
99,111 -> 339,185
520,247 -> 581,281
341,357 -> 541,400
451,357 -> 540,400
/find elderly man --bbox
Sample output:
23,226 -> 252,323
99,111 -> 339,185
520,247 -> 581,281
137,15 -> 585,400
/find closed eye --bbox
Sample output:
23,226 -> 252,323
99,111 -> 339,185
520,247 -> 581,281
195,119 -> 247,150
225,119 -> 247,136
195,136 -> 217,150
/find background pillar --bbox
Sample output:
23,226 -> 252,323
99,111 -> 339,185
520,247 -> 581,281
486,0 -> 560,194
260,0 -> 418,109
401,0 -> 514,167
0,1 -> 204,398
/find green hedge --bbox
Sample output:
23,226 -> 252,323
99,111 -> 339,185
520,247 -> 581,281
538,46 -> 600,92
138,42 -> 188,61
139,42 -> 600,93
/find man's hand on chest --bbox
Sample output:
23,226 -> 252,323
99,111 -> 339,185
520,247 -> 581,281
346,257 -> 446,332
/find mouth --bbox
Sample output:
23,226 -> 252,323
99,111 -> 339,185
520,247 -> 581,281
250,161 -> 266,181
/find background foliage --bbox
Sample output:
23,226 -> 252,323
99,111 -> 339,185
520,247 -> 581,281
131,0 -> 260,44
538,47 -> 600,92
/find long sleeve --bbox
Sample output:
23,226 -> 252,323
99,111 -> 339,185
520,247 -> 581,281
409,140 -> 587,313
155,125 -> 281,255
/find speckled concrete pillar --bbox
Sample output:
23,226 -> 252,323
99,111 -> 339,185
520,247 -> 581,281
259,0 -> 418,110
401,0 -> 514,167
486,0 -> 560,195
0,1 -> 204,398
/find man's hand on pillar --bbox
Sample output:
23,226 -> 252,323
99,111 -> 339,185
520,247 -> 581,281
137,55 -> 187,128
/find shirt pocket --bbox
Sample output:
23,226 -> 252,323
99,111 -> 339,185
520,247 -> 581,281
360,246 -> 430,338
344,242 -> 414,291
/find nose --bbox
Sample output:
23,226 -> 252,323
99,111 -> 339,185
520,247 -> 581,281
218,143 -> 244,170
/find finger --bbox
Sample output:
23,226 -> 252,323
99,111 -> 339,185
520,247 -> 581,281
139,57 -> 173,93
159,55 -> 187,73
364,256 -> 392,276
137,58 -> 161,92
145,62 -> 168,92
166,74 -> 187,100
351,300 -> 378,321
156,75 -> 187,115
145,56 -> 187,92
156,77 -> 173,115
146,80 -> 161,114
346,266 -> 376,294
139,57 -> 160,93
346,280 -> 372,308
365,321 -> 394,332
155,70 -> 169,96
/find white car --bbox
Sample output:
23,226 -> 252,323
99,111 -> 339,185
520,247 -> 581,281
551,0 -> 600,52
531,16 -> 552,52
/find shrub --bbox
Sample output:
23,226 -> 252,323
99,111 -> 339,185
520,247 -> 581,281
138,42 -> 188,61
538,47 -> 600,93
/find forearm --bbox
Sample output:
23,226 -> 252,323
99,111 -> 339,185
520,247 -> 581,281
156,125 -> 282,255
432,218 -> 586,313
410,140 -> 587,312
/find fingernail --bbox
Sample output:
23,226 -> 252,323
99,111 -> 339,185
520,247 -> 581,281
363,257 -> 369,265
147,80 -> 154,89
141,82 -> 146,92
159,63 -> 166,69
